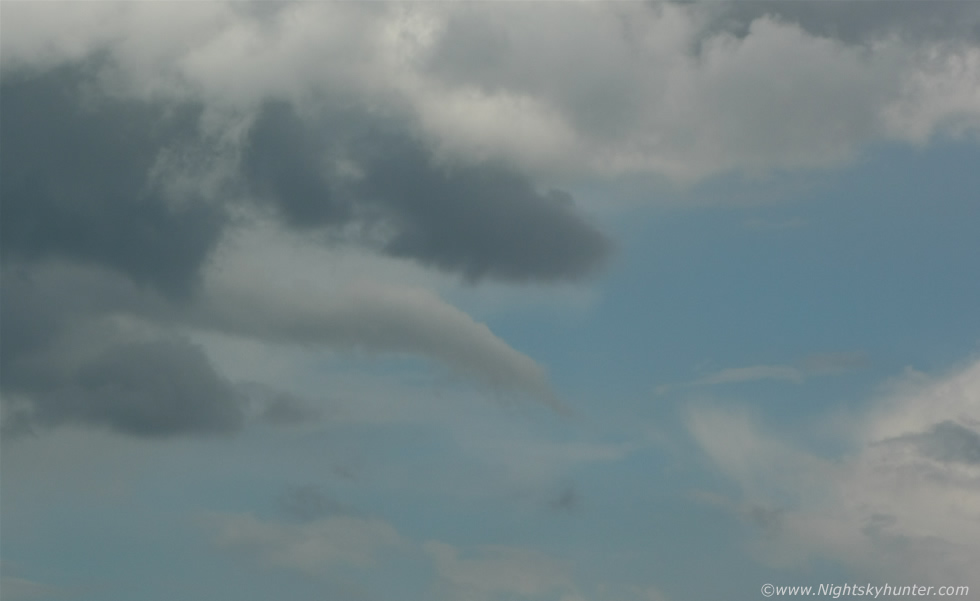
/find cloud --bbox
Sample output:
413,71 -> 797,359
0,61 -> 225,298
415,3 -> 980,178
241,99 -> 611,282
6,2 -> 979,186
0,264 -> 243,438
3,0 -> 976,440
0,240 -> 562,438
658,351 -> 868,393
893,420 -> 980,466
688,358 -> 980,584
699,1 -> 980,47
1,40 -> 586,436
195,231 -> 560,406
212,513 -> 404,574
354,128 -> 611,282
1,331 -> 242,439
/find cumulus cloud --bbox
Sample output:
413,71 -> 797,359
688,358 -> 980,584
5,1 -> 978,185
414,2 -> 980,178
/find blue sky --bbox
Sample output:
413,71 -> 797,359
2,3 -> 979,601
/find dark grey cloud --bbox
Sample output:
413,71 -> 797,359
0,263 -> 241,438
242,101 -> 352,228
880,419 -> 980,467
2,61 -> 608,289
356,134 -> 611,282
914,421 -> 980,465
243,101 -> 611,282
0,61 -> 226,299
65,338 -> 241,436
3,335 -> 242,438
699,1 -> 980,46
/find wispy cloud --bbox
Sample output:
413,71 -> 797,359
657,351 -> 868,394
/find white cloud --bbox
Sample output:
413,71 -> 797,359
4,2 -> 977,183
881,45 -> 980,144
688,358 -> 980,584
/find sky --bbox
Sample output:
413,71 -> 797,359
1,2 -> 979,600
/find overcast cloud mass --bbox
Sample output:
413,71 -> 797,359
1,2 -> 978,600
